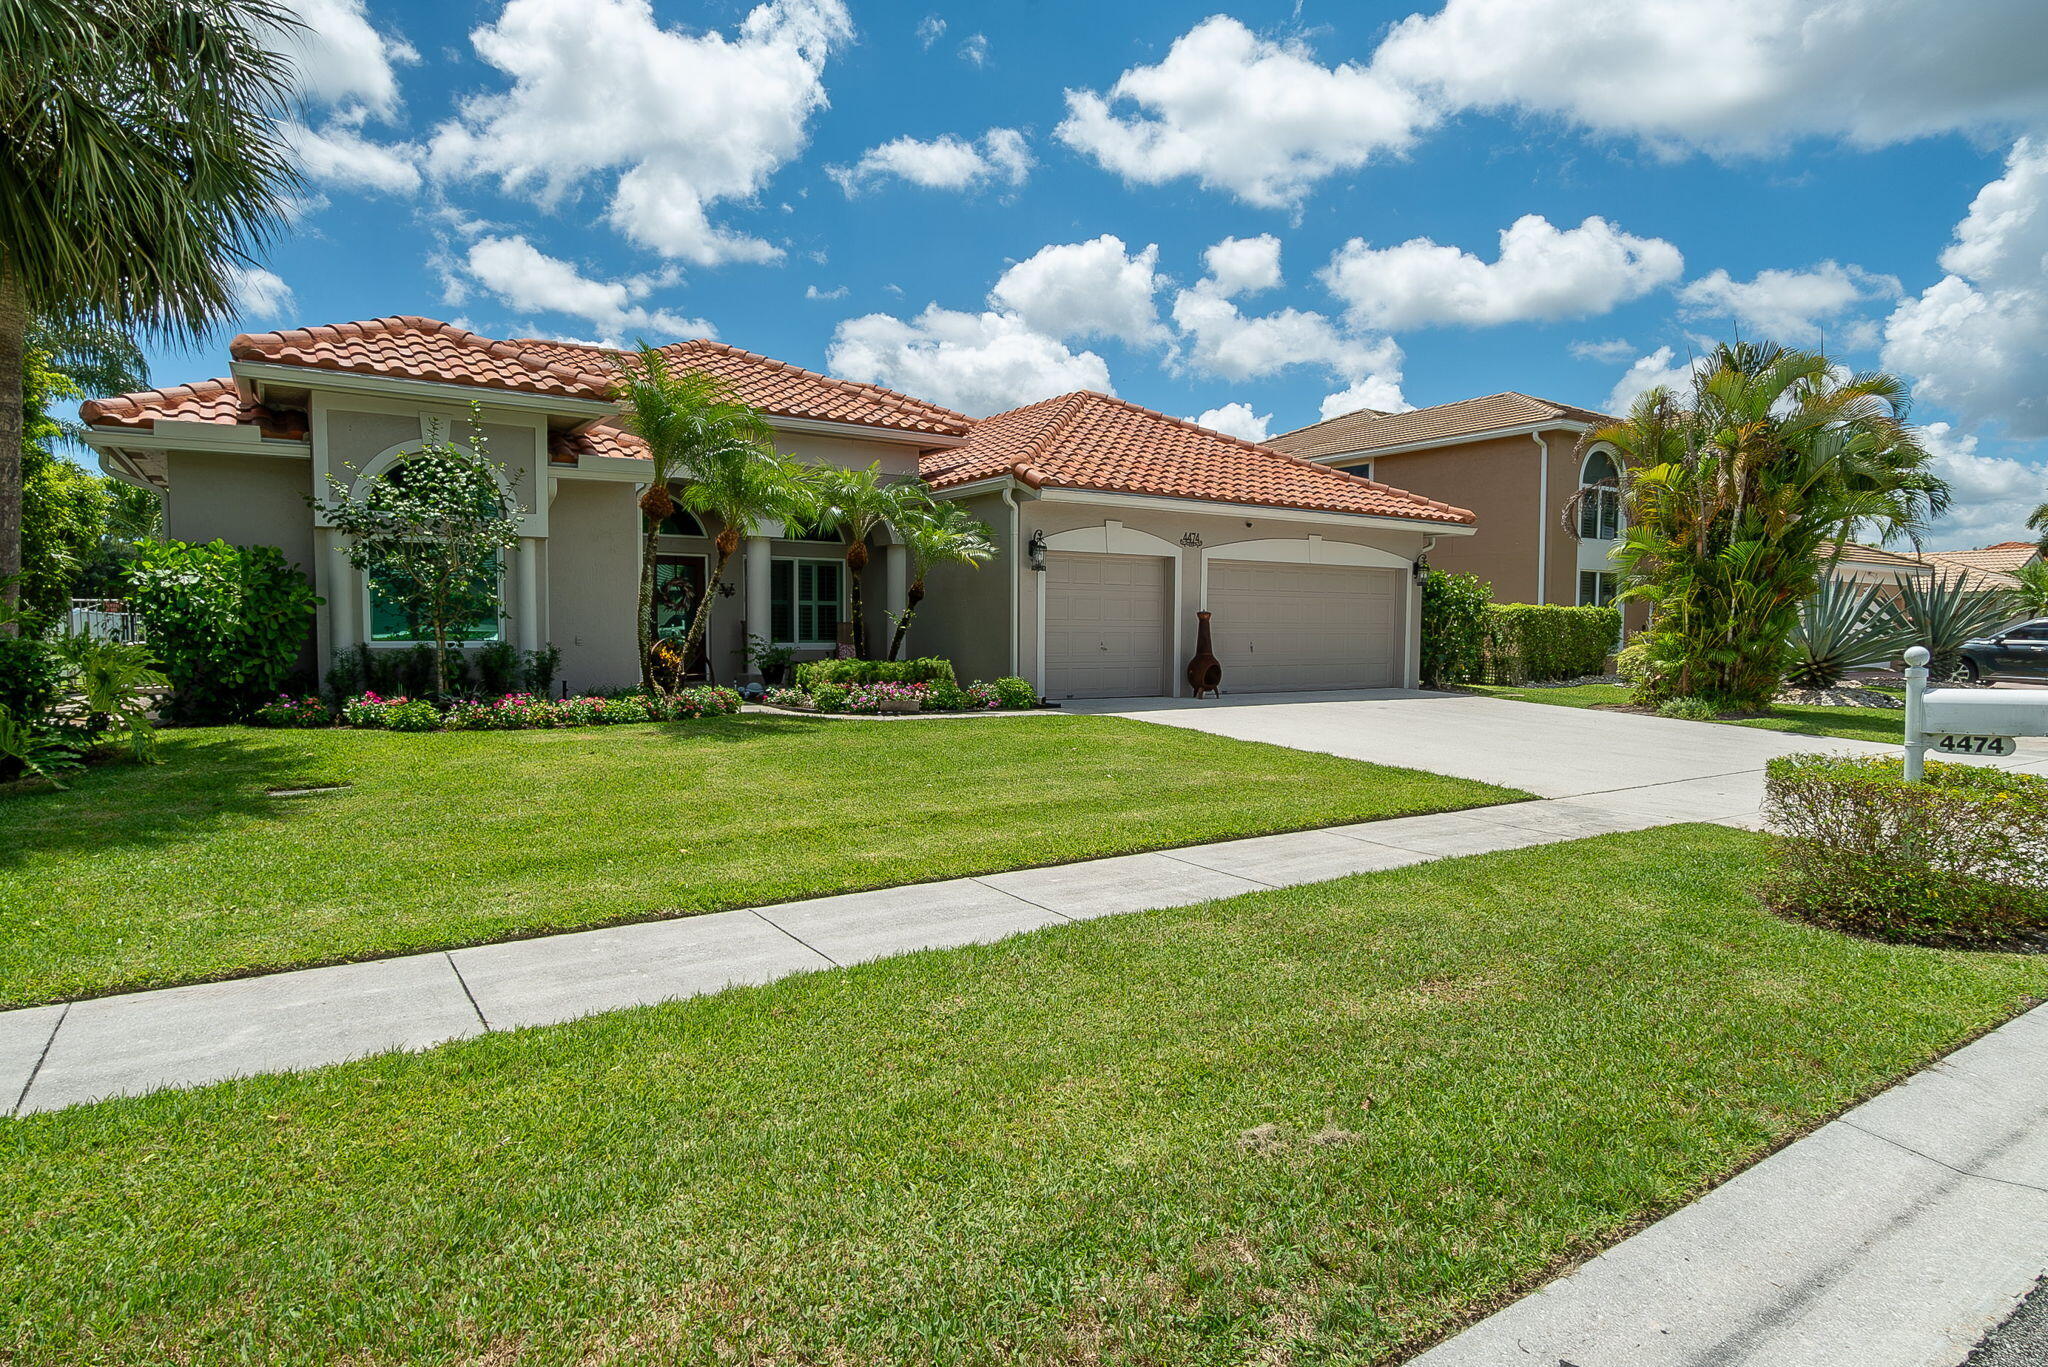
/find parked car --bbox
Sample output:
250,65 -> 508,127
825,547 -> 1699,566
1958,619 -> 2048,681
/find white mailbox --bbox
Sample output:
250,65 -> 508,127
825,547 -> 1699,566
1902,646 -> 2048,777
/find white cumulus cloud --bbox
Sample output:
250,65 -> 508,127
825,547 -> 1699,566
1884,138 -> 2048,440
827,306 -> 1111,417
1917,421 -> 2048,546
1373,0 -> 2048,157
430,0 -> 851,266
829,128 -> 1031,195
1604,345 -> 1709,413
227,265 -> 295,321
1570,338 -> 1638,364
1319,376 -> 1409,421
1321,215 -> 1682,331
1190,402 -> 1273,444
1200,235 -> 1284,298
988,235 -> 1166,346
1055,16 -> 1433,210
462,235 -> 713,342
268,0 -> 423,194
1679,261 -> 1899,344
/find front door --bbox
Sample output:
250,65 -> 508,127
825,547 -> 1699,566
654,555 -> 707,669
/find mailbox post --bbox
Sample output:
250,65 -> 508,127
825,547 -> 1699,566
1902,643 -> 2041,781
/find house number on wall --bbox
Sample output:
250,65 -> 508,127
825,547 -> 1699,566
1179,532 -> 1204,547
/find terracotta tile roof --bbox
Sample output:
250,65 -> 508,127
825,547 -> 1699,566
920,390 -> 1474,524
1822,540 -> 1932,571
231,316 -> 619,399
1917,554 -> 2022,593
547,416 -> 642,464
78,376 -> 308,441
1923,544 -> 2040,575
513,337 -> 973,438
1268,392 -> 1614,459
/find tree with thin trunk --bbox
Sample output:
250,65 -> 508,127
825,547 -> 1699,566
0,0 -> 301,631
885,500 -> 995,661
805,464 -> 931,659
610,348 -> 797,689
2029,500 -> 2048,557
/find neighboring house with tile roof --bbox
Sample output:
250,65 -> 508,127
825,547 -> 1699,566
1268,393 -> 1639,628
81,317 -> 1475,698
1819,541 -> 1935,603
1918,542 -> 2041,579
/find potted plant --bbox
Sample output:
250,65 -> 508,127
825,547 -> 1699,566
745,634 -> 797,688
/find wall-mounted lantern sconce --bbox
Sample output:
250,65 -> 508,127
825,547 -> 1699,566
1179,532 -> 1203,548
1027,529 -> 1048,572
1411,555 -> 1430,585
717,580 -> 736,598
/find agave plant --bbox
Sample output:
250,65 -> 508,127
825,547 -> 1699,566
1876,572 -> 2021,680
1784,578 -> 1916,689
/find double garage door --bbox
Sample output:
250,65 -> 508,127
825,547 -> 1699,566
1043,551 -> 1401,698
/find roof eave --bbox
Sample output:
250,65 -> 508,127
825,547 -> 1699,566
1291,419 -> 1599,463
1033,486 -> 1477,534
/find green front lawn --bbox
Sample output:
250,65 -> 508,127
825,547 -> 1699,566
1463,681 -> 1908,743
7,825 -> 2043,1365
0,715 -> 1520,1008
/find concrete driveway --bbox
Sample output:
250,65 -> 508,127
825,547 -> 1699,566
1067,688 -> 2048,806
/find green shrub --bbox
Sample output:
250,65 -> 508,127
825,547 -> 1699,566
1482,604 -> 1620,684
809,681 -> 852,713
0,634 -> 62,728
1656,697 -> 1721,721
988,676 -> 1038,709
1419,569 -> 1490,687
790,656 -> 957,693
125,539 -> 320,721
475,641 -> 521,696
1761,754 -> 2048,945
384,699 -> 442,732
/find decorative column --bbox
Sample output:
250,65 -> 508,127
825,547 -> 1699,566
515,538 -> 540,652
744,535 -> 773,676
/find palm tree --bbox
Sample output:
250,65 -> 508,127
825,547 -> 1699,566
1,0 -> 301,628
2029,500 -> 2048,557
611,349 -> 786,689
2008,561 -> 2048,619
804,463 -> 932,659
1596,341 -> 1949,709
885,500 -> 996,661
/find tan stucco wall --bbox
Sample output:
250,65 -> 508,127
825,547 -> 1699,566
548,478 -> 640,694
906,490 -> 1018,683
163,450 -> 317,574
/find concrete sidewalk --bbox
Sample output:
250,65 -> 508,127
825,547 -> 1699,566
1408,1001 -> 2048,1367
5,773 -> 1752,1118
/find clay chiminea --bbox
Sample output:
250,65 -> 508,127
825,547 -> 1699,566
1186,611 -> 1223,698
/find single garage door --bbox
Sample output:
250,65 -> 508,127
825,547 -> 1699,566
1044,551 -> 1170,698
1204,561 -> 1401,692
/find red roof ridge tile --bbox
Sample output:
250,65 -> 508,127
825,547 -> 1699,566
230,315 -> 618,399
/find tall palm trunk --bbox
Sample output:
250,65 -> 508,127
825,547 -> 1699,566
637,514 -> 660,690
0,271 -> 26,634
676,532 -> 737,681
844,537 -> 870,657
885,581 -> 925,661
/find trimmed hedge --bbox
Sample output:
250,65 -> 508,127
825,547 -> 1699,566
1482,604 -> 1620,684
1761,753 -> 2048,945
1419,569 -> 1490,688
790,656 -> 957,693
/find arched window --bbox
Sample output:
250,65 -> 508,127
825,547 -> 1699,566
361,453 -> 507,645
1578,448 -> 1622,542
659,508 -> 706,537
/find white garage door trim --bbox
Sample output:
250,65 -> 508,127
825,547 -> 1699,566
1035,522 -> 1184,698
1202,559 -> 1403,693
1040,549 -> 1177,699
1199,536 -> 1409,606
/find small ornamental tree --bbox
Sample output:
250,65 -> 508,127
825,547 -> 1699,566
313,415 -> 523,698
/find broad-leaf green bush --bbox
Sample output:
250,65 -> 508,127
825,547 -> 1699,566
126,540 -> 320,721
1482,604 -> 1620,683
1761,753 -> 2048,945
791,656 -> 957,692
1420,569 -> 1490,688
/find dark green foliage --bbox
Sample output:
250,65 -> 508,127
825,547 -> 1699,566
521,644 -> 561,697
475,640 -> 520,696
1419,569 -> 1490,687
0,631 -> 60,723
1762,753 -> 2048,945
1785,578 -> 1915,689
1481,604 -> 1621,683
125,539 -> 320,721
988,676 -> 1038,709
791,655 -> 958,692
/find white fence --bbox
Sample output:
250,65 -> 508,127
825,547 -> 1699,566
67,599 -> 146,644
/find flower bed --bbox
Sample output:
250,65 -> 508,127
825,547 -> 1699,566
253,688 -> 743,732
761,676 -> 1039,716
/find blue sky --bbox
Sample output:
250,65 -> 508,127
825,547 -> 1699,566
124,0 -> 2048,546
